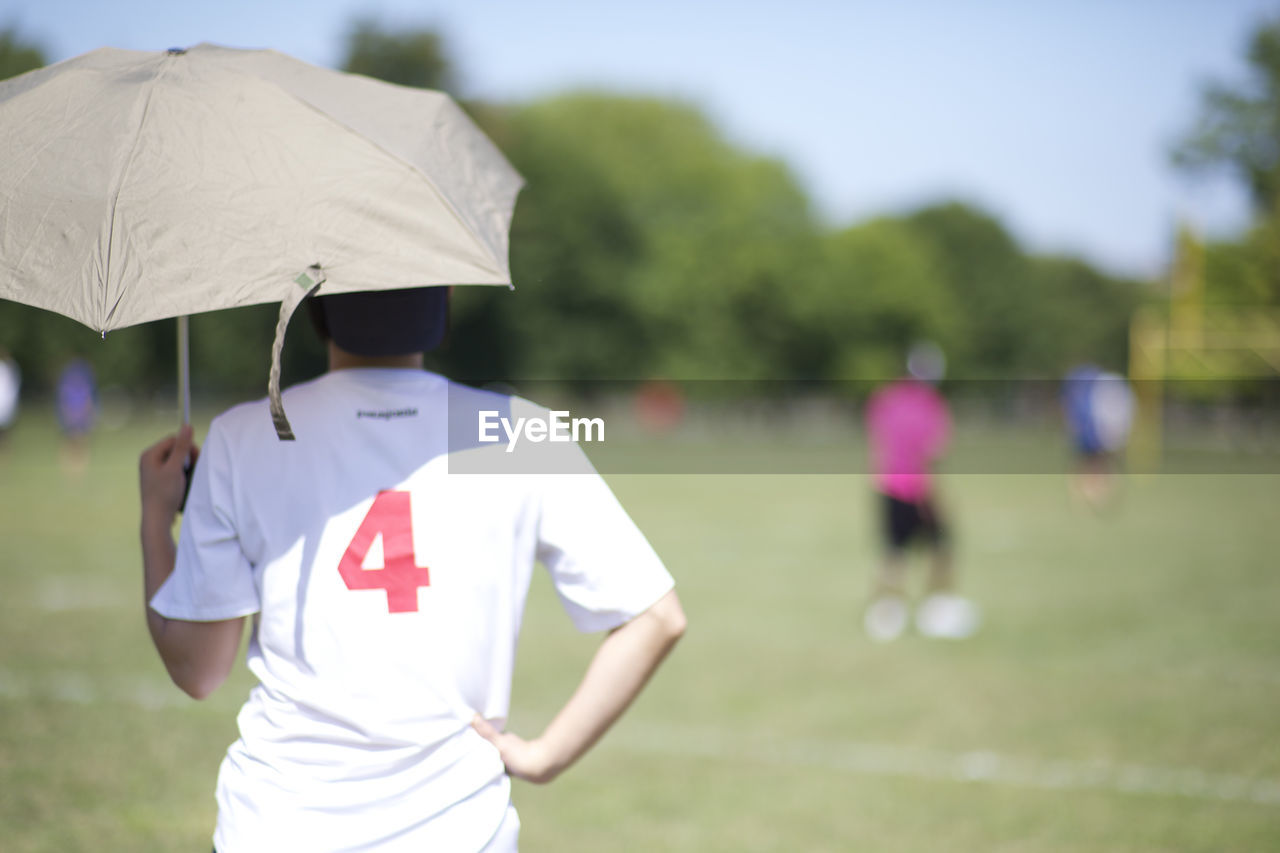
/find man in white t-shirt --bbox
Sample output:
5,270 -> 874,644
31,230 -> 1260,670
138,287 -> 686,852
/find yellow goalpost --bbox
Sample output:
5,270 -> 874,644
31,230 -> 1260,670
1128,227 -> 1280,469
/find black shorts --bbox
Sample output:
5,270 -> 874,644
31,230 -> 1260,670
881,493 -> 945,551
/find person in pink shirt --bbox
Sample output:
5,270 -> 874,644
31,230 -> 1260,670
863,343 -> 978,642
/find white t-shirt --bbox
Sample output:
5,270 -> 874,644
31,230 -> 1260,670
1090,371 -> 1135,452
0,357 -> 19,428
151,369 -> 674,853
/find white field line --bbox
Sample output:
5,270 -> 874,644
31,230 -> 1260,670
2,670 -> 1277,807
609,723 -> 1280,807
0,668 -> 220,711
31,580 -> 131,612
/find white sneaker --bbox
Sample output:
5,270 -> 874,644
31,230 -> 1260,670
864,596 -> 908,643
915,594 -> 980,639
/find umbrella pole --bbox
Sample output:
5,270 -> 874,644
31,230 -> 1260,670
177,314 -> 190,427
177,314 -> 193,512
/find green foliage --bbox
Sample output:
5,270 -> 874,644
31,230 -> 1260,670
451,94 -> 823,382
1202,224 -> 1280,304
899,203 -> 1041,376
1173,15 -> 1280,308
1026,256 -> 1141,373
0,20 -> 1146,397
469,92 -> 1139,384
186,305 -> 328,396
800,218 -> 957,380
445,99 -> 653,381
0,26 -> 44,82
1173,16 -> 1280,216
339,17 -> 454,93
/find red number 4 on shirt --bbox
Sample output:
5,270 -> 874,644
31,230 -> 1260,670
338,491 -> 431,613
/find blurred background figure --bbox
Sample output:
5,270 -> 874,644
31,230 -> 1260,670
56,358 -> 97,475
634,379 -> 686,435
0,347 -> 19,451
863,342 -> 979,642
1062,364 -> 1135,512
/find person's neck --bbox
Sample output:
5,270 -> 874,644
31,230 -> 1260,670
328,342 -> 424,372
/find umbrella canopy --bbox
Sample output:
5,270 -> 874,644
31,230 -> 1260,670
0,44 -> 523,436
1,43 -> 522,328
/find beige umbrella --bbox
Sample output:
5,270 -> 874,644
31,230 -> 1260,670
0,43 -> 522,437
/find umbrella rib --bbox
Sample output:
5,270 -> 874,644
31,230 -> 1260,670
276,90 -> 509,278
103,290 -> 127,331
100,55 -> 173,332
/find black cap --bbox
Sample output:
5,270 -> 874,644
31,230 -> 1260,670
311,287 -> 449,356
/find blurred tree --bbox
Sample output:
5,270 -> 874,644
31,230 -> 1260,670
1173,16 -> 1280,215
800,219 -> 957,382
1201,232 -> 1280,304
0,27 -> 43,81
457,93 -> 821,382
0,20 -> 1153,398
892,202 -> 1142,379
1173,15 -> 1280,306
899,202 -> 1038,376
1026,255 -> 1141,373
339,18 -> 455,94
475,110 -> 647,380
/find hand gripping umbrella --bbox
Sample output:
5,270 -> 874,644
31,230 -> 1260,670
0,43 -> 522,439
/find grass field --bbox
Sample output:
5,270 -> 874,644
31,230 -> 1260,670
1,409 -> 1278,852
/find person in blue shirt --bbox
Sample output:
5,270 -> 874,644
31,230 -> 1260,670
56,357 -> 97,475
1062,364 -> 1134,510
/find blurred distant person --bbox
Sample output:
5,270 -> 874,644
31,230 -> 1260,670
863,342 -> 979,642
1062,365 -> 1134,511
0,348 -> 20,449
56,357 -> 97,474
634,379 -> 686,434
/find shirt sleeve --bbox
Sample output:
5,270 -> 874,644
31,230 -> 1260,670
535,450 -> 674,634
150,418 -> 261,621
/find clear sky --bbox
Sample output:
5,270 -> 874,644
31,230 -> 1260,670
7,0 -> 1277,277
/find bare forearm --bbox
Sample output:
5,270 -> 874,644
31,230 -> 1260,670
490,589 -> 686,783
139,504 -> 243,700
539,608 -> 682,774
141,509 -> 178,647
